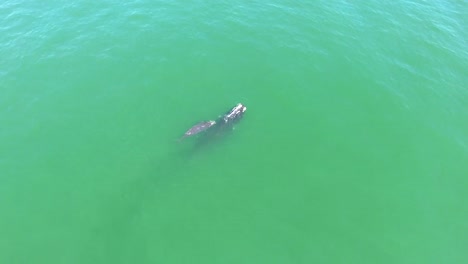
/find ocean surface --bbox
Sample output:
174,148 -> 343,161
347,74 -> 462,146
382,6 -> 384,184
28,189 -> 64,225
1,1 -> 467,263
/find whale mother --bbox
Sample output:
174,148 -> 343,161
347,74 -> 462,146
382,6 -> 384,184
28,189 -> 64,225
179,103 -> 247,141
220,103 -> 247,124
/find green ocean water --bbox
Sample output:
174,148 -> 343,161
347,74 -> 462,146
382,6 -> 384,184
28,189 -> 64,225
1,0 -> 467,263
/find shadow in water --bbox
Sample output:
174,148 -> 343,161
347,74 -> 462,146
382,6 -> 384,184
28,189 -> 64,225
181,119 -> 239,159
97,116 -> 245,260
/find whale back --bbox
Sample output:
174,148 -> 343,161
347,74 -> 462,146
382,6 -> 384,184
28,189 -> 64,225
180,120 -> 216,140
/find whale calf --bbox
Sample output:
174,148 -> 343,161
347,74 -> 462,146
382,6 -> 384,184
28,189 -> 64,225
180,120 -> 216,140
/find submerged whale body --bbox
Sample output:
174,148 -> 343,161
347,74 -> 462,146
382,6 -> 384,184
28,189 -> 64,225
180,120 -> 216,140
180,103 -> 247,141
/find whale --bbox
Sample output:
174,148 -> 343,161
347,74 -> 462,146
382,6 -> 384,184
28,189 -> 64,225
179,120 -> 216,140
220,103 -> 247,124
179,103 -> 247,142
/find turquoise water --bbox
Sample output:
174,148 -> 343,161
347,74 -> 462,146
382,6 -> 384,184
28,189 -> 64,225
1,1 -> 467,263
